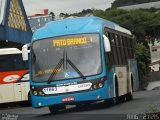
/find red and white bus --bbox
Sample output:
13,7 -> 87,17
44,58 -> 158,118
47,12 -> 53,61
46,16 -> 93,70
0,48 -> 30,104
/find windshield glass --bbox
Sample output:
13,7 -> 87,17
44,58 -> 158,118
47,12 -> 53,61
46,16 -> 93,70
32,33 -> 102,82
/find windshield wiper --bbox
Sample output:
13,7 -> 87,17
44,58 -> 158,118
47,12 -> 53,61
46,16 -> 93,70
67,57 -> 86,80
47,48 -> 86,83
47,58 -> 63,84
47,48 -> 67,84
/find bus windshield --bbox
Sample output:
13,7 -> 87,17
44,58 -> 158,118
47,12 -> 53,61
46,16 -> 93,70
32,33 -> 102,82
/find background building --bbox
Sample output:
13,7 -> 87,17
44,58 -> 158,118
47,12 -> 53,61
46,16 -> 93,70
0,0 -> 32,49
149,39 -> 160,72
28,9 -> 54,33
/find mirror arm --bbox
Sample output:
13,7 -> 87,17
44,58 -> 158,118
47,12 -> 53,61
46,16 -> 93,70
22,43 -> 30,61
103,34 -> 111,52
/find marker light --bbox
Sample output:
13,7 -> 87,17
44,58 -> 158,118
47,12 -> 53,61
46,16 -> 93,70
98,83 -> 103,88
97,95 -> 101,99
38,102 -> 42,106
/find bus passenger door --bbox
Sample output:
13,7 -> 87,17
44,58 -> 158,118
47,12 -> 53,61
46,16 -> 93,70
14,82 -> 22,102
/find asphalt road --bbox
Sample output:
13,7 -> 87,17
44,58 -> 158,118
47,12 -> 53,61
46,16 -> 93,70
0,90 -> 160,120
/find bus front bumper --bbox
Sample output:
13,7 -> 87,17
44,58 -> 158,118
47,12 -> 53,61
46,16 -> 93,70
31,84 -> 112,108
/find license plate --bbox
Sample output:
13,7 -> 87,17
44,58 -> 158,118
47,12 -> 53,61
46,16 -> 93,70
62,96 -> 75,102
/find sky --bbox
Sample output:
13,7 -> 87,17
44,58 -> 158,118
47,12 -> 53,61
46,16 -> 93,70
22,0 -> 115,16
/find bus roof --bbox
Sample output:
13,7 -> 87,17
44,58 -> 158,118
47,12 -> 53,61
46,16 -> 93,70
0,48 -> 22,55
33,16 -> 132,40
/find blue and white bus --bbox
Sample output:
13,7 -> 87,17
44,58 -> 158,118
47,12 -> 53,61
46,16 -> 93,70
22,16 -> 139,113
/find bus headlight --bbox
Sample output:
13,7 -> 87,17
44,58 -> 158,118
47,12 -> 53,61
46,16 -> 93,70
98,83 -> 103,88
33,91 -> 38,96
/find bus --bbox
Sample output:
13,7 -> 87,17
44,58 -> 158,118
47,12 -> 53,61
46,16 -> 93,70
0,48 -> 30,104
22,16 -> 139,113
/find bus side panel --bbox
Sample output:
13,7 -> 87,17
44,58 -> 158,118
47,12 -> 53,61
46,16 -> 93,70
21,73 -> 30,101
106,70 -> 115,99
14,83 -> 22,102
116,66 -> 128,96
0,84 -> 14,103
128,59 -> 139,91
112,66 -> 128,96
24,82 -> 30,100
0,70 -> 29,103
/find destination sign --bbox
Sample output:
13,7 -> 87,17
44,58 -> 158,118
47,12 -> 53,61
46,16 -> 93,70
53,37 -> 93,47
36,68 -> 62,76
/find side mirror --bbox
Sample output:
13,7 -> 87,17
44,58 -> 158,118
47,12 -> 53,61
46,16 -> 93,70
22,44 -> 30,61
103,34 -> 111,52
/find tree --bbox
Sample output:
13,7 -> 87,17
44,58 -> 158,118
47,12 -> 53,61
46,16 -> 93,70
49,12 -> 55,20
112,0 -> 160,8
134,43 -> 151,89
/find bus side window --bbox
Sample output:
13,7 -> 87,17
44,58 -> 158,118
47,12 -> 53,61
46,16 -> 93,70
127,38 -> 131,59
0,56 -> 13,72
129,38 -> 134,59
121,36 -> 127,64
112,34 -> 119,65
119,35 -> 126,65
12,54 -> 28,70
128,38 -> 134,59
124,37 -> 129,60
23,61 -> 29,69
116,34 -> 122,65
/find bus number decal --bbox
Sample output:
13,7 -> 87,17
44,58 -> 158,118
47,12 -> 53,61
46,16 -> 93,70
3,75 -> 20,83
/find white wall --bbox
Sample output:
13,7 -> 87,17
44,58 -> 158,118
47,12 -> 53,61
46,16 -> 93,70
150,64 -> 160,72
146,81 -> 160,90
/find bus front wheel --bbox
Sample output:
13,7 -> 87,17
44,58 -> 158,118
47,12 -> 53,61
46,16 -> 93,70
126,75 -> 133,101
112,77 -> 119,105
104,76 -> 119,106
28,92 -> 31,104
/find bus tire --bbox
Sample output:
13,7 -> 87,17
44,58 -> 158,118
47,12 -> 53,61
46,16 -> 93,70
76,102 -> 91,108
126,75 -> 133,101
104,98 -> 114,107
19,92 -> 31,107
49,104 -> 66,114
113,76 -> 119,105
105,76 -> 119,106
104,76 -> 119,106
28,92 -> 31,104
